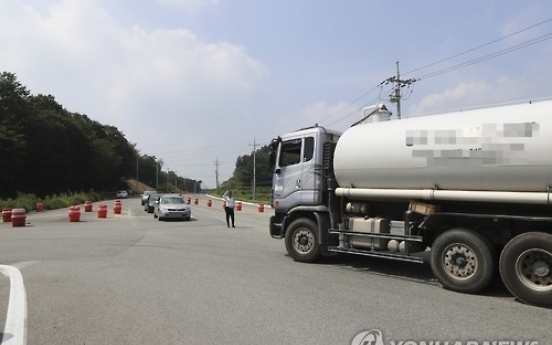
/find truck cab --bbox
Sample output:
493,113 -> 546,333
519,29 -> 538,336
269,126 -> 340,239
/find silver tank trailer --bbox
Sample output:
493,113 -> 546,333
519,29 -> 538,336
333,100 -> 552,192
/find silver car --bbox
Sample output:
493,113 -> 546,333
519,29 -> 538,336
141,190 -> 157,205
154,194 -> 192,221
145,192 -> 160,213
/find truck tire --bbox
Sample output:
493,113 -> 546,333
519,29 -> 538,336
430,228 -> 496,293
285,218 -> 321,263
499,232 -> 552,307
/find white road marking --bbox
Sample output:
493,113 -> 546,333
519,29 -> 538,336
0,265 -> 27,345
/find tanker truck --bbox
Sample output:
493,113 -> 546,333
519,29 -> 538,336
268,99 -> 552,307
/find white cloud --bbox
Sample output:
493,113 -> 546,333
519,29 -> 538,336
407,76 -> 535,116
0,0 -> 266,186
107,26 -> 266,121
156,0 -> 218,15
408,81 -> 492,115
299,101 -> 332,124
279,100 -> 356,132
500,5 -> 543,45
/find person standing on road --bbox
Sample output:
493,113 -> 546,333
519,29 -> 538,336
223,190 -> 236,228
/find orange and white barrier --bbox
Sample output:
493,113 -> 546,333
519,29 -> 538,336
11,208 -> 26,227
97,204 -> 108,218
68,206 -> 81,222
113,200 -> 122,214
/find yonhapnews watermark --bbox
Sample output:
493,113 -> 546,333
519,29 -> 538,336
351,329 -> 539,345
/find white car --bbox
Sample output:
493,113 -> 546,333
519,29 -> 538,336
154,194 -> 192,221
116,190 -> 128,199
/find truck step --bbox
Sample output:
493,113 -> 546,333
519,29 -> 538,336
328,246 -> 424,264
329,230 -> 424,242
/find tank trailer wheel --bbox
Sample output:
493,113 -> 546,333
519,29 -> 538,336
285,219 -> 321,263
430,229 -> 496,293
499,232 -> 552,307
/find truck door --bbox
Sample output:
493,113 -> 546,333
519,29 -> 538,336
273,138 -> 303,210
298,136 -> 319,205
273,136 -> 318,210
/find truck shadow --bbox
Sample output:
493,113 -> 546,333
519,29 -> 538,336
316,252 -> 514,299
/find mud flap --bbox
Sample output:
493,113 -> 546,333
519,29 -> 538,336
314,212 -> 331,255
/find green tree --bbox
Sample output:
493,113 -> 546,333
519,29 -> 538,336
138,155 -> 162,189
0,71 -> 197,199
0,72 -> 30,196
219,145 -> 273,201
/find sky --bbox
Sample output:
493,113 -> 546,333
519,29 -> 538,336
1,0 -> 551,189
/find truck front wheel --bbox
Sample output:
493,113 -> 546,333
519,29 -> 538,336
499,232 -> 552,307
430,229 -> 497,293
285,219 -> 321,263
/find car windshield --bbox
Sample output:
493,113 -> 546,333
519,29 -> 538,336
162,197 -> 184,204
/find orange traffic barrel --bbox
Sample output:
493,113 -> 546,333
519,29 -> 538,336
36,202 -> 44,212
113,199 -> 122,214
11,208 -> 26,227
2,208 -> 12,222
194,198 -> 199,205
97,204 -> 108,218
187,197 -> 191,204
257,202 -> 264,213
84,201 -> 93,212
207,200 -> 212,207
68,206 -> 81,222
236,202 -> 242,211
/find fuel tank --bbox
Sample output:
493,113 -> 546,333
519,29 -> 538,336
333,100 -> 552,192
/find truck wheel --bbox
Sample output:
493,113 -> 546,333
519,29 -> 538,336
285,219 -> 321,263
499,232 -> 552,307
430,228 -> 496,293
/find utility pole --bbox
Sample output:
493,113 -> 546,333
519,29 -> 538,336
249,137 -> 257,201
214,158 -> 220,189
136,156 -> 139,191
381,62 -> 416,119
156,162 -> 159,190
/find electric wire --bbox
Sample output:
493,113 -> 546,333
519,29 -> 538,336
320,17 -> 552,127
404,18 -> 552,76
415,32 -> 552,80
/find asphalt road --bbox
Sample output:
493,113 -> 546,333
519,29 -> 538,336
0,195 -> 550,345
